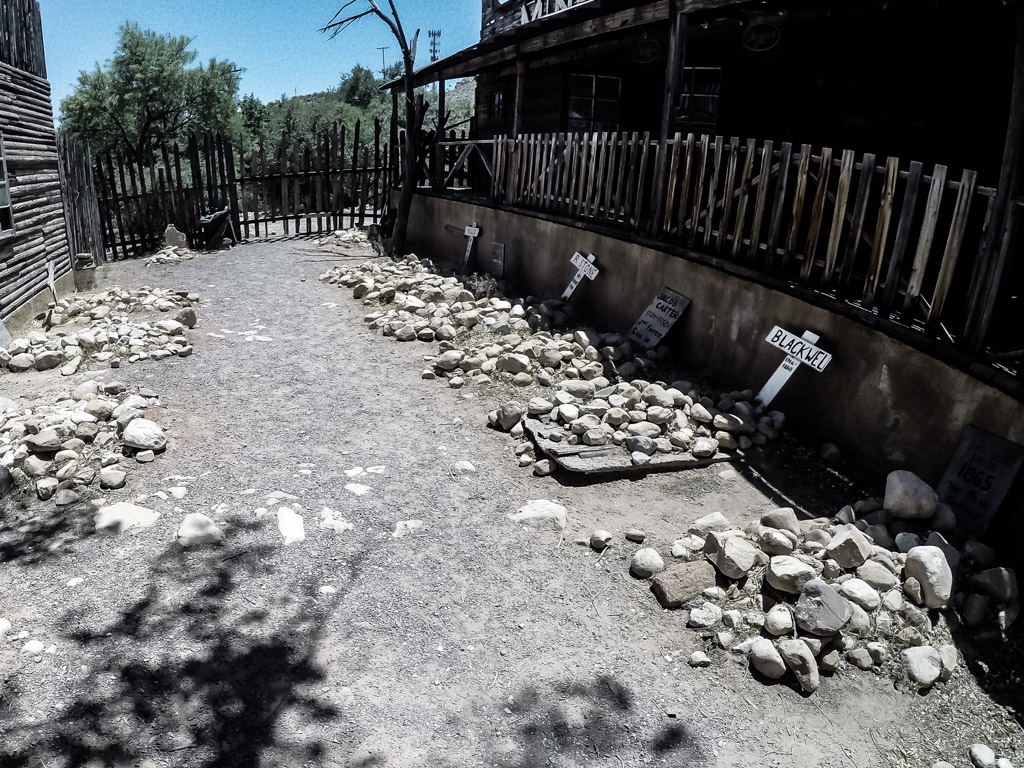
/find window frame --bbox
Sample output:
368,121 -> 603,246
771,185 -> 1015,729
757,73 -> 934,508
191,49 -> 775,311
0,130 -> 14,237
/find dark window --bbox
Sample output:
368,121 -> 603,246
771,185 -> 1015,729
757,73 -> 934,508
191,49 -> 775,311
492,90 -> 505,121
567,74 -> 621,133
676,67 -> 721,133
0,132 -> 12,234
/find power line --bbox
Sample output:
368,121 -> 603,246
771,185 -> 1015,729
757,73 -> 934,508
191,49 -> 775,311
376,46 -> 389,79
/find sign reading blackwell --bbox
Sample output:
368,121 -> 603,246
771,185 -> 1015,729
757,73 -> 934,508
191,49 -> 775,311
519,0 -> 596,25
936,425 -> 1024,533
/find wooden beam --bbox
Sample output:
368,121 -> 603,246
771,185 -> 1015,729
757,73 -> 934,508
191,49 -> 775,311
964,0 -> 1024,350
512,59 -> 526,136
434,75 -> 447,190
650,6 -> 687,237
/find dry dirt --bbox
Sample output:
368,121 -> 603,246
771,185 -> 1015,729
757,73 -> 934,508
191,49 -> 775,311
0,237 -> 1021,768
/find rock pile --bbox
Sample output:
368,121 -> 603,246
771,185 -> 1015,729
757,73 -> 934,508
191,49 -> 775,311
604,469 -> 1018,696
489,382 -> 783,474
0,287 -> 198,374
0,379 -> 170,506
321,256 -> 784,473
316,228 -> 371,248
143,245 -> 200,266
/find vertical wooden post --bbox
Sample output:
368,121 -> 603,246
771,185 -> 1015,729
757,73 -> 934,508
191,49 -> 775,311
650,4 -> 687,237
964,0 -> 1024,350
434,75 -> 446,190
512,59 -> 526,137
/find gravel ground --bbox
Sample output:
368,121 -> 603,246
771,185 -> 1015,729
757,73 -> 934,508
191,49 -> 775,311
0,238 -> 1021,768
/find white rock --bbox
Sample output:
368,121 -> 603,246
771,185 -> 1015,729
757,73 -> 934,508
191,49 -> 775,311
509,499 -> 568,530
176,513 -> 225,546
903,645 -> 942,687
319,507 -> 353,535
905,546 -> 953,608
453,460 -> 477,473
95,502 -> 160,534
969,745 -> 997,768
884,470 -> 937,520
122,418 -> 166,451
688,602 -> 723,628
277,506 -> 306,545
393,520 -> 424,538
21,639 -> 45,656
766,556 -> 816,594
839,578 -> 881,611
344,483 -> 372,496
749,638 -> 786,679
688,651 -> 712,668
630,548 -> 665,579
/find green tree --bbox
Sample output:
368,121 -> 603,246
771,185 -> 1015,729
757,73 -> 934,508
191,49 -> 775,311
339,64 -> 380,109
60,22 -> 241,160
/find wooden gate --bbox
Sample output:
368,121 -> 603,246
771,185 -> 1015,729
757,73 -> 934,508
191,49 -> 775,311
93,120 -> 391,260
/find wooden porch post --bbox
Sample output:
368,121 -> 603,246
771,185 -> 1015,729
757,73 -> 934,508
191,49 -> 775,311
434,74 -> 447,190
650,3 -> 687,237
512,58 -> 527,136
390,88 -> 400,188
964,0 -> 1024,350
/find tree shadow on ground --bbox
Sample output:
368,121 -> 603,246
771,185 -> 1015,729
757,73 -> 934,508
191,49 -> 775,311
483,674 -> 708,767
0,523 -> 366,767
0,495 -> 98,565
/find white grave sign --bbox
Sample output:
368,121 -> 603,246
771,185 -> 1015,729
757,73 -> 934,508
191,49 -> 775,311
460,222 -> 479,272
756,326 -> 832,407
628,287 -> 691,348
561,252 -> 599,300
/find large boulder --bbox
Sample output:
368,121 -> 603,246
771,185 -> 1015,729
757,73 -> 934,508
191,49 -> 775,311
766,556 -> 817,594
122,418 -> 166,452
825,525 -> 873,568
884,470 -> 938,520
651,561 -> 718,609
704,531 -> 759,579
778,638 -> 820,692
902,645 -> 942,688
905,546 -> 953,609
969,567 -> 1019,603
795,578 -> 852,635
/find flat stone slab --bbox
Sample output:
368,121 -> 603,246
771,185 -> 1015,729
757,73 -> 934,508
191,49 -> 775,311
524,418 -> 735,475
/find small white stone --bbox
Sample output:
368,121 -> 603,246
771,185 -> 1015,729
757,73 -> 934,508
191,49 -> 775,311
688,651 -> 712,668
21,640 -> 45,655
454,461 -> 476,473
393,520 -> 424,538
277,507 -> 306,545
318,586 -> 337,596
66,577 -> 84,587
344,483 -> 371,496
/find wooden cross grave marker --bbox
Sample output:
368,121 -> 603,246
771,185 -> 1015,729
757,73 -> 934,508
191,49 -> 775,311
460,222 -> 480,272
756,326 -> 832,407
561,252 -> 599,300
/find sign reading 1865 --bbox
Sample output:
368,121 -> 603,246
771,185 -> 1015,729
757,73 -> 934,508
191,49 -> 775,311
937,425 -> 1024,532
519,0 -> 596,25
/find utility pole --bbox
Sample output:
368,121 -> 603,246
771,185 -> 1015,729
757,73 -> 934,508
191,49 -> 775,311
377,46 -> 389,79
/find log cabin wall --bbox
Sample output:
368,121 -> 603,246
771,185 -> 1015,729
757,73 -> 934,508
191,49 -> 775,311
0,0 -> 73,322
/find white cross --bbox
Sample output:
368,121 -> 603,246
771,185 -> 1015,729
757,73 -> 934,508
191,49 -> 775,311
756,327 -> 832,407
460,222 -> 479,273
561,252 -> 599,300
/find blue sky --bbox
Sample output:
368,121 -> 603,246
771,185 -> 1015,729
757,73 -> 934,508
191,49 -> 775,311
38,0 -> 482,116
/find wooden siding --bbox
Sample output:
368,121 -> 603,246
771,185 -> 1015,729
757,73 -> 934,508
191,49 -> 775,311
0,0 -> 46,79
0,59 -> 71,319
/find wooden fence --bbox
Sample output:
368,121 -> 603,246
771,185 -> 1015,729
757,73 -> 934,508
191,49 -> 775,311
57,134 -> 105,266
94,120 -> 391,261
485,131 -> 1018,372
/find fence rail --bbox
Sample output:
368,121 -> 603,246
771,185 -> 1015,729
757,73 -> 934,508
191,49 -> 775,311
441,131 -> 1020,380
93,120 -> 391,261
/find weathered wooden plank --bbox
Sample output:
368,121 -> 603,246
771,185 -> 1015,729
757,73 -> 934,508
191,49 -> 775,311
675,132 -> 696,242
863,157 -> 900,305
633,132 -> 652,230
822,148 -> 856,285
799,147 -> 833,281
730,138 -> 757,257
880,160 -> 924,313
927,168 -> 978,328
663,132 -> 683,232
746,140 -> 774,260
687,134 -> 710,247
716,137 -> 740,252
702,136 -> 724,248
902,164 -> 948,315
837,152 -> 876,291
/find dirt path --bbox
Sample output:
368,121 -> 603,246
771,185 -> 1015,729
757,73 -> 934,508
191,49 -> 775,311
0,239 -> 1015,768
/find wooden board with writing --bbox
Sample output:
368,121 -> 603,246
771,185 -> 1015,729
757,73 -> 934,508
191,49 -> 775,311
628,287 -> 691,349
937,425 -> 1024,533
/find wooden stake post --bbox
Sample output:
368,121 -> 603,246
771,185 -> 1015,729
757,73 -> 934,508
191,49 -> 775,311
561,251 -> 599,300
756,327 -> 832,407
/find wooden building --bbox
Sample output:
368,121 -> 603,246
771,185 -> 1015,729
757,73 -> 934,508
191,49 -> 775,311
394,0 -> 1024,494
0,0 -> 73,326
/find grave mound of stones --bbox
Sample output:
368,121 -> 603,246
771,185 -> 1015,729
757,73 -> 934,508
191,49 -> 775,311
320,255 -> 784,472
593,469 -> 1017,705
316,228 -> 371,248
143,245 -> 202,266
0,286 -> 198,375
0,379 -> 170,507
